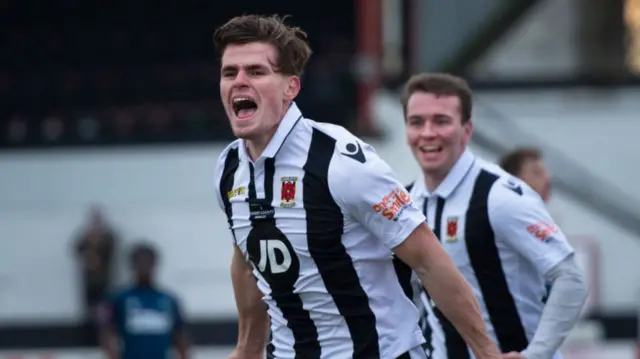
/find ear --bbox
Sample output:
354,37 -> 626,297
284,76 -> 301,101
462,119 -> 473,145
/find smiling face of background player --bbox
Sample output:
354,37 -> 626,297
405,91 -> 473,190
219,42 -> 300,159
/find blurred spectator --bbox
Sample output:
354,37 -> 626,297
76,115 -> 101,142
145,104 -> 173,139
112,107 -> 137,139
41,115 -> 65,143
74,205 -> 117,326
499,147 -> 551,202
99,242 -> 189,359
500,147 -> 554,303
6,115 -> 28,144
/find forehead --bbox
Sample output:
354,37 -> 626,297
521,158 -> 546,171
406,92 -> 460,117
221,42 -> 277,68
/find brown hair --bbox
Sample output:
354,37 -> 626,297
499,147 -> 543,176
400,73 -> 472,123
213,14 -> 312,77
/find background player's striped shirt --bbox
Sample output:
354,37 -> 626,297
214,103 -> 427,359
407,150 -> 573,359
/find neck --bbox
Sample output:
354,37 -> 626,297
423,150 -> 467,192
245,102 -> 292,161
136,279 -> 153,288
246,125 -> 278,161
423,171 -> 447,193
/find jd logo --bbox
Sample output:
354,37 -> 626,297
246,228 -> 299,289
257,239 -> 292,274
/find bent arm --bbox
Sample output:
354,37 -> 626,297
231,245 -> 270,355
100,325 -> 119,359
522,255 -> 588,359
173,328 -> 190,359
489,178 -> 584,357
394,224 -> 501,359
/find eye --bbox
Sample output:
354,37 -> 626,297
407,117 -> 423,126
434,116 -> 451,125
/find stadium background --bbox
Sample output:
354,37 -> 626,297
0,0 -> 639,357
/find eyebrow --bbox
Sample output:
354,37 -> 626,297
406,114 -> 454,123
221,64 -> 270,72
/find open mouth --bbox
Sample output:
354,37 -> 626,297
232,97 -> 258,119
419,146 -> 443,154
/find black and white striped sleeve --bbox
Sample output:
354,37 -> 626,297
329,140 -> 425,249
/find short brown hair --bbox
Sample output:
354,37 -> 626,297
213,14 -> 312,77
500,147 -> 543,176
400,73 -> 472,123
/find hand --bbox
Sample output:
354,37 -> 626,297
501,352 -> 526,359
226,348 -> 264,359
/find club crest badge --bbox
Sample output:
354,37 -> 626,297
446,216 -> 458,242
280,176 -> 298,208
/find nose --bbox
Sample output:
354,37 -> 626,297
232,69 -> 250,87
419,120 -> 438,139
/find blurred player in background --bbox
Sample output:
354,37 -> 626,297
500,148 -> 551,203
401,73 -> 588,359
500,148 -> 554,303
99,242 -> 189,359
213,14 -> 501,359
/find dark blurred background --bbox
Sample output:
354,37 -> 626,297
0,0 -> 359,149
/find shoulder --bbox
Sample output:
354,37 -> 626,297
154,287 -> 180,303
311,122 -> 386,167
107,286 -> 132,304
216,140 -> 242,168
309,121 -> 369,155
477,159 -> 546,214
300,121 -> 386,180
404,181 -> 416,192
214,140 -> 242,186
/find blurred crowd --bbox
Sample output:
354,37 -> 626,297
0,1 -> 358,149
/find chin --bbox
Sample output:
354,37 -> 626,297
232,125 -> 262,140
419,159 -> 446,173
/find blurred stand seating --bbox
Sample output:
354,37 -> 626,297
0,0 -> 359,149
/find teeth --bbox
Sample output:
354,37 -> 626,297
232,97 -> 251,103
421,146 -> 439,152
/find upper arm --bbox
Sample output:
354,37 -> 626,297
392,222 -> 446,274
231,245 -> 255,287
545,254 -> 585,285
214,149 -> 228,212
329,140 -> 426,249
98,294 -> 119,330
490,180 -> 574,276
171,296 -> 186,329
215,144 -> 240,244
231,245 -> 265,312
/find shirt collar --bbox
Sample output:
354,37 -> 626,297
239,102 -> 303,161
415,149 -> 476,199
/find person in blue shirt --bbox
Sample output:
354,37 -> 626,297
99,242 -> 189,359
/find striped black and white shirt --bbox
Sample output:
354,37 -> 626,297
407,150 -> 573,359
214,103 -> 427,359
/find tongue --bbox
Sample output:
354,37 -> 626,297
237,108 -> 256,119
